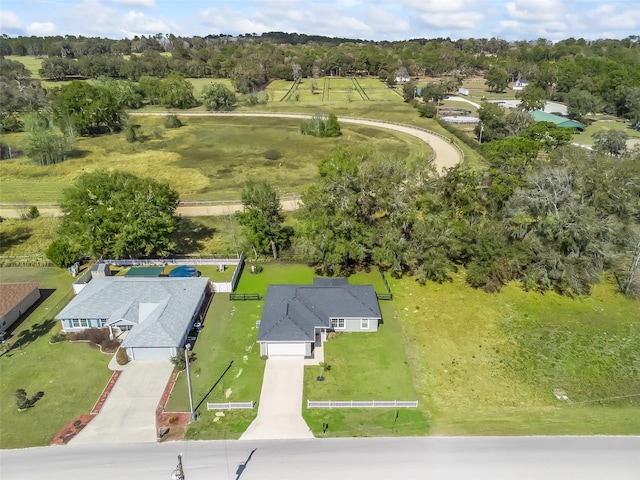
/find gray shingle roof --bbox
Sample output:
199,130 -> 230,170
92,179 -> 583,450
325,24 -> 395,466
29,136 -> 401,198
257,279 -> 381,342
56,277 -> 209,348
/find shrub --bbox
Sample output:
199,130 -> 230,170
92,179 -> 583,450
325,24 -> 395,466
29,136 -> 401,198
418,103 -> 437,118
164,115 -> 182,129
249,264 -> 263,274
170,351 -> 196,370
116,347 -> 129,365
26,206 -> 40,220
100,338 -> 120,353
49,332 -> 66,344
263,149 -> 282,161
46,239 -> 80,268
15,389 -> 29,410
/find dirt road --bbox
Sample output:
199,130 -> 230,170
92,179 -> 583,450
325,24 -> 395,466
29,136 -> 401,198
0,113 -> 461,219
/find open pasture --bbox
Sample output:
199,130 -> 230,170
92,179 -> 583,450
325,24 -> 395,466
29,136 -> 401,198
0,115 -> 432,204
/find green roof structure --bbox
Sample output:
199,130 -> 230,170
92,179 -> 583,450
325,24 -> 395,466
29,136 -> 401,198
531,111 -> 586,130
124,266 -> 165,277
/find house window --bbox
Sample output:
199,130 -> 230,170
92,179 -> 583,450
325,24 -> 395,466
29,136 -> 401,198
331,318 -> 345,330
100,319 -> 107,327
361,319 -> 369,330
71,319 -> 81,328
80,319 -> 88,327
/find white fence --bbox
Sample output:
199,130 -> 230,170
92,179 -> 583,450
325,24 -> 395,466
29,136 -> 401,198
307,400 -> 418,408
101,257 -> 241,267
206,401 -> 254,410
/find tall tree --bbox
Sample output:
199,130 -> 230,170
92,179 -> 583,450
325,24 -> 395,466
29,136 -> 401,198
236,182 -> 291,259
592,130 -> 628,156
159,73 -> 197,109
515,85 -> 547,111
59,171 -> 179,258
565,89 -> 601,118
485,66 -> 509,92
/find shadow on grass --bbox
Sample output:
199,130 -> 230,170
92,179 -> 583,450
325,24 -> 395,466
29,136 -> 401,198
2,316 -> 57,356
172,217 -> 216,254
0,228 -> 33,254
193,360 -> 234,415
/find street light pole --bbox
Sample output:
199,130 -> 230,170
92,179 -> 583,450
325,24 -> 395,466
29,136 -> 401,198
184,344 -> 195,421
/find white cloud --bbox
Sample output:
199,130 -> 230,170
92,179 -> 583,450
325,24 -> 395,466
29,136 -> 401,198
124,10 -> 170,33
107,0 -> 156,7
27,21 -> 56,35
0,10 -> 23,30
417,12 -> 484,30
505,0 -> 564,23
402,0 -> 478,13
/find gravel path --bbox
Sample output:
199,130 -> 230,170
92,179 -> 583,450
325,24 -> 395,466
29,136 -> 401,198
0,113 -> 461,218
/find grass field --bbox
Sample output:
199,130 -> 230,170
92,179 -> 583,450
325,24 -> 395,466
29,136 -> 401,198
6,55 -> 44,79
391,270 -> 640,435
1,115 -> 431,204
187,78 -> 235,98
0,267 -> 112,448
574,118 -> 640,146
0,217 -> 59,258
303,299 -> 429,437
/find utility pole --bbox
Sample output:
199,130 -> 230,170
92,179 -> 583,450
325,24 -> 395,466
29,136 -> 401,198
184,344 -> 195,421
478,121 -> 484,144
171,453 -> 185,480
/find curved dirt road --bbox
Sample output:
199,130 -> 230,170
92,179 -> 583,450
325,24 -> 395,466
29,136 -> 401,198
0,113 -> 461,218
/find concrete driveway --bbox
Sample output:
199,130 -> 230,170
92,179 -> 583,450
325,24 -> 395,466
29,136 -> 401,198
240,357 -> 313,440
70,360 -> 174,445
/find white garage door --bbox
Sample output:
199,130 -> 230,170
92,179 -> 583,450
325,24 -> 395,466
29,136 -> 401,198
128,347 -> 174,361
266,342 -> 307,357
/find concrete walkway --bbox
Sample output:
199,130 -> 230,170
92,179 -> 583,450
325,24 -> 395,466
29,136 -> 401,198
240,357 -> 313,440
69,360 -> 174,445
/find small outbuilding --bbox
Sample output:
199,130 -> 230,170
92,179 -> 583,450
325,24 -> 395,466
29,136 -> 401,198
0,283 -> 41,334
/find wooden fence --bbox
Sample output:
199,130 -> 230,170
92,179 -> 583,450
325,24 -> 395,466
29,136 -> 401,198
206,401 -> 254,410
307,400 -> 418,408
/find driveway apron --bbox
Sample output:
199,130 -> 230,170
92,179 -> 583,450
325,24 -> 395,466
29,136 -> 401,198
240,357 -> 313,440
69,360 -> 174,445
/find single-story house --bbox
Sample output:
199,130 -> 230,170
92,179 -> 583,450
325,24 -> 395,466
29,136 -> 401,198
257,278 -> 382,358
512,78 -> 529,91
531,110 -> 586,130
0,283 -> 40,334
56,277 -> 210,360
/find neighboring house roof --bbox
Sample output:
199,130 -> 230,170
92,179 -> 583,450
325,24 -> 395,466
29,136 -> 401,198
0,283 -> 39,317
125,267 -> 164,277
56,277 -> 209,348
258,278 -> 381,343
531,110 -> 586,129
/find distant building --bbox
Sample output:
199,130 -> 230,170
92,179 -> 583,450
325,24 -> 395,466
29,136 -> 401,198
531,110 -> 586,130
512,78 -> 529,91
458,88 -> 470,96
0,283 -> 40,334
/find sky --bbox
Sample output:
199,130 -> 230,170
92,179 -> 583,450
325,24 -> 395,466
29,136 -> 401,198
1,0 -> 639,42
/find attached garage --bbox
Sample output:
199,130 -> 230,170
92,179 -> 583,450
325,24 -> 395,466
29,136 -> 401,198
127,347 -> 176,361
265,342 -> 309,357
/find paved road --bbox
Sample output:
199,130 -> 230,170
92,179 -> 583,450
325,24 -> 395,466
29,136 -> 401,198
1,436 -> 638,480
240,358 -> 313,440
0,113 -> 461,219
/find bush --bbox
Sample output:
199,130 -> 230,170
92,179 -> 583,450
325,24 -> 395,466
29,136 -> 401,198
101,338 -> 120,353
26,206 -> 40,220
116,347 -> 129,365
249,264 -> 263,274
418,103 -> 437,118
15,389 -> 29,410
45,239 -> 80,268
164,115 -> 182,129
300,113 -> 341,138
170,350 -> 196,370
49,332 -> 66,344
263,149 -> 282,161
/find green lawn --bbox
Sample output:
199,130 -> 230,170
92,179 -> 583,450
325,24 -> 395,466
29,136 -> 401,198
0,217 -> 59,260
165,294 -> 265,440
1,115 -> 430,204
303,300 -> 429,437
187,78 -> 235,98
574,118 -> 640,146
391,270 -> 640,435
0,267 -> 112,448
6,55 -> 44,79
